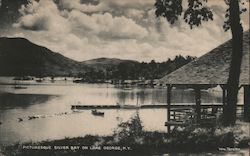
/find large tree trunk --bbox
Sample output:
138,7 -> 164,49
223,0 -> 243,126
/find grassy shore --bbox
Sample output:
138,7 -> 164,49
1,115 -> 249,156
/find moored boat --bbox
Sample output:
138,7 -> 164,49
36,79 -> 43,83
13,85 -> 27,89
91,109 -> 104,116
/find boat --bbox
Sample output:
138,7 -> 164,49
73,79 -> 85,83
13,85 -> 27,89
13,80 -> 27,89
13,76 -> 33,81
72,108 -> 81,113
36,79 -> 43,83
91,109 -> 104,116
28,116 -> 39,120
18,118 -> 23,122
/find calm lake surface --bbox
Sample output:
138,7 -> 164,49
0,77 -> 244,145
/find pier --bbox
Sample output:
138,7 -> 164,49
71,104 -> 168,110
71,104 -> 244,110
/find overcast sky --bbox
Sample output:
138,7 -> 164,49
0,0 -> 249,62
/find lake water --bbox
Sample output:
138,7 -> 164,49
0,77 -> 244,145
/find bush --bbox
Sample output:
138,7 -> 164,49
113,113 -> 144,145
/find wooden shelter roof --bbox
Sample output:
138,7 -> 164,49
159,30 -> 249,85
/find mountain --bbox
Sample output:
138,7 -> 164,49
0,37 -> 139,76
82,57 -> 139,71
0,37 -> 193,79
0,37 -> 86,76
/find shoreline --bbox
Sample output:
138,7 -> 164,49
1,121 -> 249,156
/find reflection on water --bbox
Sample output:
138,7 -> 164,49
0,93 -> 56,109
0,81 -> 243,145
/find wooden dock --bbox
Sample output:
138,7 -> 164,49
71,104 -> 168,110
72,105 -> 120,110
71,104 -> 244,110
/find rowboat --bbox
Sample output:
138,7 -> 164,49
91,110 -> 104,116
36,79 -> 43,83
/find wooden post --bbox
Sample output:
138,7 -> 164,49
167,84 -> 172,133
194,87 -> 201,123
220,85 -> 228,122
222,88 -> 227,116
220,85 -> 227,114
244,85 -> 250,121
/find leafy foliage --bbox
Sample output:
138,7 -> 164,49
155,0 -> 183,24
1,116 -> 249,155
155,0 -> 247,30
184,0 -> 213,28
223,0 -> 248,31
170,122 -> 250,151
155,0 -> 213,28
80,55 -> 195,82
113,113 -> 144,145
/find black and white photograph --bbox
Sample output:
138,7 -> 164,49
0,0 -> 249,155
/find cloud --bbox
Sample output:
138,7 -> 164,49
124,9 -> 145,19
58,0 -> 153,13
14,0 -> 70,32
6,0 -> 250,62
14,0 -> 148,39
68,11 -> 148,39
59,0 -> 108,13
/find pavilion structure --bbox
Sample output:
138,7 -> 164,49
158,30 -> 249,132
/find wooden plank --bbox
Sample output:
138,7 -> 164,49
165,121 -> 188,126
170,107 -> 194,110
71,104 -> 244,110
170,107 -> 194,113
140,105 -> 167,108
71,105 -> 120,110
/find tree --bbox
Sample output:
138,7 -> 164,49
155,0 -> 246,126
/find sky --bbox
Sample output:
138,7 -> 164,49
0,0 -> 249,62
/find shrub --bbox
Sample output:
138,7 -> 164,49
113,113 -> 144,145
